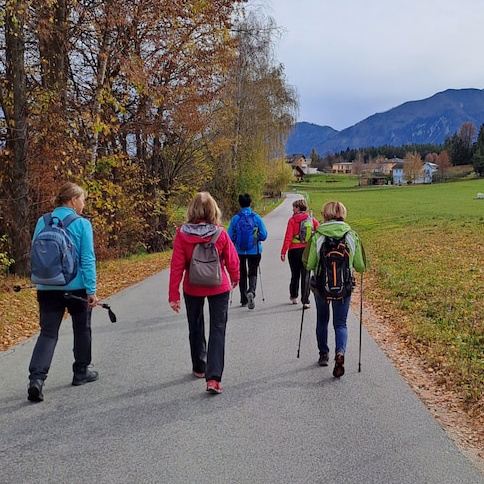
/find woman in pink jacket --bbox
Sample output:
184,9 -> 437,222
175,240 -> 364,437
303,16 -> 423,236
169,192 -> 239,394
280,198 -> 319,308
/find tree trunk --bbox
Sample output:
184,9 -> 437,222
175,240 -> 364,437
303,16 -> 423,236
37,0 -> 68,100
4,0 -> 31,275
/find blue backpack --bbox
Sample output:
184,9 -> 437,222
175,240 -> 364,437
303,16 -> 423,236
235,212 -> 257,252
30,213 -> 80,286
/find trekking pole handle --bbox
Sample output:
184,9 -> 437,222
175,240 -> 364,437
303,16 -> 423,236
64,292 -> 117,323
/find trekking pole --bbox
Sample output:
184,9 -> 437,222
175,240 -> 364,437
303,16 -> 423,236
297,306 -> 305,358
297,272 -> 311,358
358,273 -> 363,372
63,292 -> 117,323
13,285 -> 36,292
258,265 -> 265,303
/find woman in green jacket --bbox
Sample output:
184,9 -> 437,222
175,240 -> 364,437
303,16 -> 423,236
303,201 -> 366,378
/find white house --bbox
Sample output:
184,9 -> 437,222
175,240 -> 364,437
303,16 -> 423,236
422,162 -> 438,183
392,161 -> 438,184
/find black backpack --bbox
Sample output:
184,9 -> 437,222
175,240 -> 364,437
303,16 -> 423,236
311,235 -> 354,300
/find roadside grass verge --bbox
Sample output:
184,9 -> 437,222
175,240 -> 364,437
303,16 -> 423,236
297,176 -> 484,416
0,196 -> 282,351
0,252 -> 173,351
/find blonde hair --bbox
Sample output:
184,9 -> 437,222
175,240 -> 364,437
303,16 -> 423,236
54,182 -> 85,206
322,201 -> 347,222
293,199 -> 308,212
186,192 -> 221,224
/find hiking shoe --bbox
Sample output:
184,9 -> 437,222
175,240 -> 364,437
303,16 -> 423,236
247,292 -> 255,310
206,380 -> 223,394
333,353 -> 345,378
290,297 -> 298,304
27,379 -> 44,402
192,370 -> 205,379
72,369 -> 99,386
318,354 -> 329,367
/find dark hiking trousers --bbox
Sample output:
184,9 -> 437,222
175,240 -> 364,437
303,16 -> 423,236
238,253 -> 261,304
184,291 -> 230,382
288,247 -> 309,304
29,290 -> 93,381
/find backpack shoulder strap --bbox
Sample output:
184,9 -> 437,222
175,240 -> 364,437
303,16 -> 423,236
61,213 -> 80,229
210,227 -> 223,244
42,213 -> 53,226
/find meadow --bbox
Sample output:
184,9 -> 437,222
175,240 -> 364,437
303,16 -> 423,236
295,175 -> 484,415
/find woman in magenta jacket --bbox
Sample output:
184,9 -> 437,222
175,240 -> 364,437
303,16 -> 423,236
169,192 -> 240,394
280,198 -> 319,308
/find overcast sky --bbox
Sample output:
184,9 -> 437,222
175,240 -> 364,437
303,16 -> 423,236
259,0 -> 484,131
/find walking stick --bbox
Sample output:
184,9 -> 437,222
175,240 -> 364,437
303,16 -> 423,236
64,292 -> 117,323
258,265 -> 265,303
297,272 -> 311,358
358,273 -> 363,372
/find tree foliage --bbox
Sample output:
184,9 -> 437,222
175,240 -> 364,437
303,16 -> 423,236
332,144 -> 443,163
443,122 -> 477,166
472,124 -> 484,177
0,1 -> 298,275
205,11 -> 298,214
403,151 -> 423,184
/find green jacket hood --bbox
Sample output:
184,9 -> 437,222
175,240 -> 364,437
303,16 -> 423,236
315,221 -> 352,239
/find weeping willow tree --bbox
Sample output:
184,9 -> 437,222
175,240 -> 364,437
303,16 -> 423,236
206,10 -> 298,214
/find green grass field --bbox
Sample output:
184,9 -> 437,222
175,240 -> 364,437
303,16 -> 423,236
294,175 -> 484,414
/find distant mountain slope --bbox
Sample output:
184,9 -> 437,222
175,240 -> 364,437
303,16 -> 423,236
286,88 -> 484,156
285,122 -> 337,155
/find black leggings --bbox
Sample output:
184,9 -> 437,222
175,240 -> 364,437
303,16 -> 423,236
238,253 -> 261,304
29,289 -> 92,380
288,248 -> 309,304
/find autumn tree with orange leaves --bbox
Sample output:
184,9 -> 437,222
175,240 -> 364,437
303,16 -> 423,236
403,151 -> 424,184
1,0 -> 301,276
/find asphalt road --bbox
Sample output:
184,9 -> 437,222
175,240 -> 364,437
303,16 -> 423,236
1,194 -> 483,484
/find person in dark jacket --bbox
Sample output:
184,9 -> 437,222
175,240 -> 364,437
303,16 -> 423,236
227,194 -> 267,310
280,198 -> 319,309
169,192 -> 240,394
27,182 -> 98,403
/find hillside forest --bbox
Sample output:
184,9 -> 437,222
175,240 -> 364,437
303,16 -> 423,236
0,1 -> 298,276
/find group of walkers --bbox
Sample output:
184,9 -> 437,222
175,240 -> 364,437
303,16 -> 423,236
167,192 -> 365,394
26,184 -> 365,402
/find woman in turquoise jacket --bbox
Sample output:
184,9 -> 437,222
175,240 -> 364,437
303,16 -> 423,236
27,182 -> 98,402
303,201 -> 366,378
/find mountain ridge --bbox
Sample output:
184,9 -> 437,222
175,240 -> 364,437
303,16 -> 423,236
285,88 -> 484,156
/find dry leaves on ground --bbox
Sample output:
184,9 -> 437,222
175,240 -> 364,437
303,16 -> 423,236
351,285 -> 484,475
